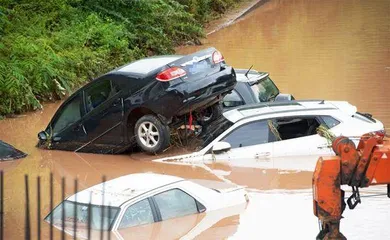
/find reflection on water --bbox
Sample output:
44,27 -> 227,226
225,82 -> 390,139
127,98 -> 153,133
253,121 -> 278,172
0,0 -> 389,239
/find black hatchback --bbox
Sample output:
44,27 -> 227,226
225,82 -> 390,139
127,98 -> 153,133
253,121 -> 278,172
38,48 -> 236,154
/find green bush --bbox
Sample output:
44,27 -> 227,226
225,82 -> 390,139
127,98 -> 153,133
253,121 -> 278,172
0,0 -> 241,116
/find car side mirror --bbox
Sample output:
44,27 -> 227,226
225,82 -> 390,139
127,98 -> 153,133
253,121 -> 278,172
38,131 -> 48,140
212,141 -> 231,153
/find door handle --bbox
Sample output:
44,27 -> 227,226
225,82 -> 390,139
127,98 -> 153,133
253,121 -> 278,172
255,152 -> 271,158
317,145 -> 331,149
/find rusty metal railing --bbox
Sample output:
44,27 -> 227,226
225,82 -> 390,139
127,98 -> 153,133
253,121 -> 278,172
0,171 -> 110,240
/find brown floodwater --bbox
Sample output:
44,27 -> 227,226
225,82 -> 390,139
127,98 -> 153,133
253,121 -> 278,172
178,0 -> 390,130
0,0 -> 389,239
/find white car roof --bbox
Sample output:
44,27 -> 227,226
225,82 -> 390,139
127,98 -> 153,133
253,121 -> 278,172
223,100 -> 357,123
235,69 -> 268,83
67,173 -> 183,207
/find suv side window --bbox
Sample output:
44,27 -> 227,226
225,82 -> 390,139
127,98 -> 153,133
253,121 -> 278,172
222,120 -> 274,148
275,117 -> 321,140
118,199 -> 154,229
85,79 -> 116,113
222,90 -> 245,108
321,116 -> 340,128
154,189 -> 198,221
52,93 -> 83,134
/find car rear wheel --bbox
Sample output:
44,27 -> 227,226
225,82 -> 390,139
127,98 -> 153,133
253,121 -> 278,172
197,103 -> 223,125
135,115 -> 170,154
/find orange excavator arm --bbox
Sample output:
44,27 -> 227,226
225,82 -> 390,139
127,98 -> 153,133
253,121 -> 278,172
313,133 -> 390,239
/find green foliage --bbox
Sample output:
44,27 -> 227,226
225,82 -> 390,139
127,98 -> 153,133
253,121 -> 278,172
177,0 -> 241,22
0,0 -> 241,116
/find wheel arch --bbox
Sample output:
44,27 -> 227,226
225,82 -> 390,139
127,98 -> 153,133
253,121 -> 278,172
126,107 -> 156,142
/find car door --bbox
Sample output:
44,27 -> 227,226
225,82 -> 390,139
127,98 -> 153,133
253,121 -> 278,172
48,92 -> 88,150
116,198 -> 156,239
81,78 -> 124,148
209,120 -> 277,167
117,189 -> 202,239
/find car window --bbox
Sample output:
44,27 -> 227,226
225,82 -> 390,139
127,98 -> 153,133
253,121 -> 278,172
154,189 -> 198,221
222,120 -> 274,148
222,90 -> 245,108
118,199 -> 154,229
275,117 -> 320,140
85,80 -> 116,113
251,77 -> 279,102
52,94 -> 82,134
321,116 -> 340,128
45,200 -> 119,230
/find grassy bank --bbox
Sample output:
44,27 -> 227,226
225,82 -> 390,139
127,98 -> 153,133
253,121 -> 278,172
0,0 -> 242,116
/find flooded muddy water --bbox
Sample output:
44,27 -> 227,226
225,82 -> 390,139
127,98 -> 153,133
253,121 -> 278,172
178,0 -> 390,130
0,0 -> 389,239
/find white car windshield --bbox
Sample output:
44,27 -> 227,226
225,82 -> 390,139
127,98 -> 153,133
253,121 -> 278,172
45,200 -> 120,230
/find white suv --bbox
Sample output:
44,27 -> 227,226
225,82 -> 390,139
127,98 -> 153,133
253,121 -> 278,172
156,100 -> 385,171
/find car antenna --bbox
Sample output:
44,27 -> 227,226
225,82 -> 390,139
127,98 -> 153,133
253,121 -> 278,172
244,65 -> 254,79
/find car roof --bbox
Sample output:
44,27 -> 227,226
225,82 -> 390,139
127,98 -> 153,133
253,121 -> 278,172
67,173 -> 184,207
235,69 -> 269,83
223,100 -> 357,123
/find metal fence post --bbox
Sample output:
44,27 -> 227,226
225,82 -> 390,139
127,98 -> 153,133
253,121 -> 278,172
37,176 -> 41,240
24,175 -> 31,240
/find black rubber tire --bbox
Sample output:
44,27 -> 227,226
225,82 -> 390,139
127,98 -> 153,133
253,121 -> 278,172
197,103 -> 223,126
134,115 -> 170,154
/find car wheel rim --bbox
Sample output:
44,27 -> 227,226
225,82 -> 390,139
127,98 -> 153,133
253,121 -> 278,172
138,121 -> 160,148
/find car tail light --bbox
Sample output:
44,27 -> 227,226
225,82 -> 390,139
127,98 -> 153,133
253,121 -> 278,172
212,50 -> 224,64
371,129 -> 386,137
156,67 -> 186,81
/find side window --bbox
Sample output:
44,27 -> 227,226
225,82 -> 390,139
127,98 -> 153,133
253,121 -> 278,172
275,117 -> 320,140
222,120 -> 272,148
118,199 -> 154,229
52,94 -> 82,134
85,80 -> 116,113
154,189 -> 198,220
321,116 -> 340,128
222,90 -> 245,108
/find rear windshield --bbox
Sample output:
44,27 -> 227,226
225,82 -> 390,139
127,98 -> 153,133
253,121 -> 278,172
117,56 -> 181,75
250,77 -> 279,102
45,200 -> 120,230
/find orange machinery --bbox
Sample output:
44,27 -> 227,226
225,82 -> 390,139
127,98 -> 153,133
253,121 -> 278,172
313,133 -> 390,239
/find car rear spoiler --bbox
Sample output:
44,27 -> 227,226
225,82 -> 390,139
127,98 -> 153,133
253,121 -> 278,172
235,68 -> 269,85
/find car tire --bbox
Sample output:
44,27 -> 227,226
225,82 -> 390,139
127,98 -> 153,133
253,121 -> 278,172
197,103 -> 223,125
134,115 -> 170,154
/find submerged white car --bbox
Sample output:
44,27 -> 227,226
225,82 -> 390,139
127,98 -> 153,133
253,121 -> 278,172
156,100 -> 385,171
45,173 -> 248,239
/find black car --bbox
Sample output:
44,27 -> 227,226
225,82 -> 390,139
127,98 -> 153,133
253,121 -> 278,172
0,140 -> 27,161
38,48 -> 236,154
222,69 -> 294,109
